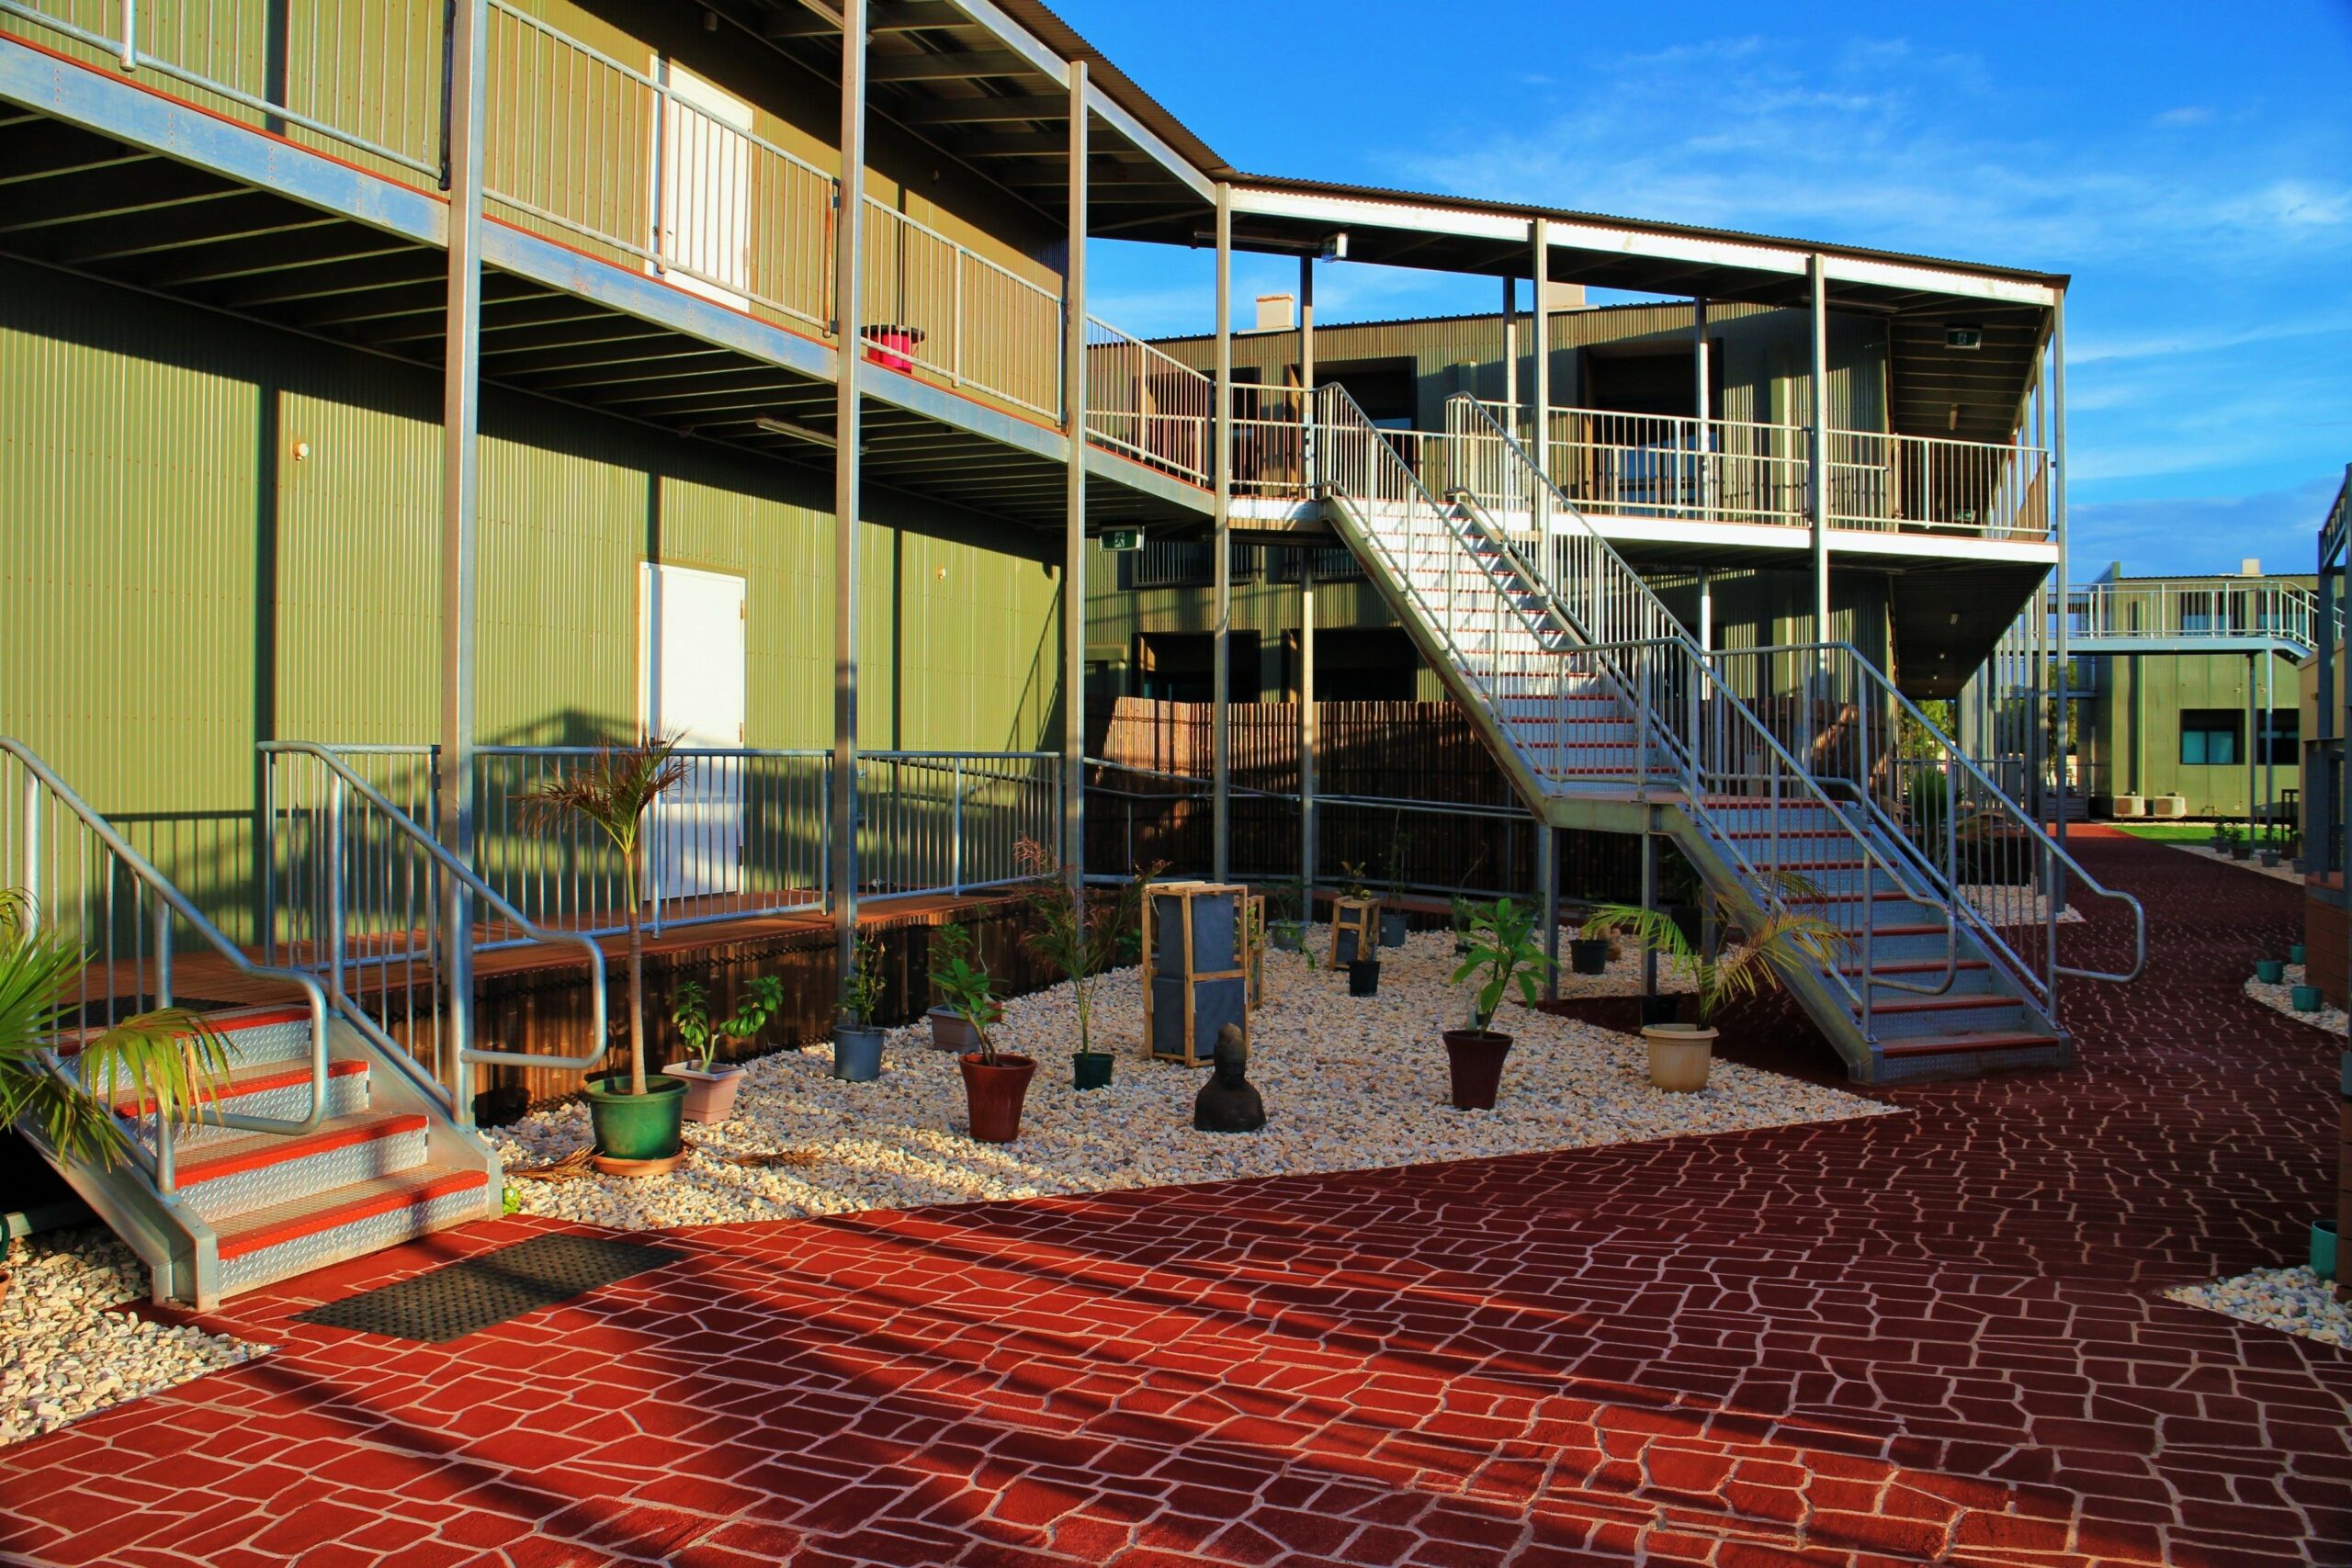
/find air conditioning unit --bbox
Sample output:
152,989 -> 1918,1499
2150,794 -> 2188,819
2112,794 -> 2145,818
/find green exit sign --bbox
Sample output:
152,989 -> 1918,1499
1099,528 -> 1146,552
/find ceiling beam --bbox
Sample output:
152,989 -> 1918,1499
867,49 -> 1035,82
893,92 -> 1068,124
763,0 -> 964,36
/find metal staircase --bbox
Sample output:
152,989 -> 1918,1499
3,741 -> 499,1309
1310,389 -> 2144,1083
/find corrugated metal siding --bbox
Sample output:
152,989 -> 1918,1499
0,259 -> 1062,933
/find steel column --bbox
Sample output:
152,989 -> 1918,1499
1693,297 -> 1711,520
437,0 -> 486,1127
1212,184 -> 1233,883
1060,58 -> 1087,895
1299,254 -> 1315,485
1537,823 -> 1557,1001
1300,547 -> 1317,909
1531,220 -> 1551,540
1501,273 -> 1517,426
1807,254 -> 1829,651
831,0 -> 866,987
2052,295 -> 2071,863
2248,652 -> 2260,844
2264,649 -> 2276,843
1640,828 -> 1658,999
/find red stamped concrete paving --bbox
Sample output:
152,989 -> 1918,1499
3,831 -> 2347,1568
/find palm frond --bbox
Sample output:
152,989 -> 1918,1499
513,733 -> 688,856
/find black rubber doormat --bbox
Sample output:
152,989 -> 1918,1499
293,1233 -> 686,1342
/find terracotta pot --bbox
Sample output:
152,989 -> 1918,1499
1441,1029 -> 1513,1111
927,1006 -> 980,1052
662,1062 -> 748,1123
1642,1023 -> 1716,1093
959,1053 -> 1036,1143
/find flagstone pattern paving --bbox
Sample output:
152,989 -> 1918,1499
1,830 -> 2346,1567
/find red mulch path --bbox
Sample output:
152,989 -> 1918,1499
5,831 -> 2347,1567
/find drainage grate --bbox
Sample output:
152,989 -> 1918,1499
293,1233 -> 685,1342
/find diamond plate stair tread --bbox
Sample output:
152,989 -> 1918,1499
174,1111 -> 426,1188
291,1233 -> 686,1343
213,1166 -> 488,1261
110,1055 -> 366,1116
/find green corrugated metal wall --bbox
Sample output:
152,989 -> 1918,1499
0,257 -> 1062,933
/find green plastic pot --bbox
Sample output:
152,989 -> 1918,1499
2314,1220 -> 2338,1283
2256,959 -> 2286,985
2294,985 -> 2324,1012
582,1074 -> 687,1161
2291,943 -> 2308,965
1072,1051 -> 1114,1090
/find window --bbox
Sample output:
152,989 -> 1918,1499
2179,710 -> 2242,766
2260,708 -> 2300,766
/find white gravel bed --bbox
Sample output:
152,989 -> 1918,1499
2,1228 -> 268,1449
1954,885 -> 2083,926
2165,1266 -> 2349,1349
2243,963 -> 2347,1037
493,930 -> 1897,1231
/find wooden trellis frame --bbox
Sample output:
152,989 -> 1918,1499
1329,897 -> 1379,968
1142,882 -> 1249,1066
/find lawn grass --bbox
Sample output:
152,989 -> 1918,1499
2109,822 -> 2230,842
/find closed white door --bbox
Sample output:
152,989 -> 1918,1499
639,563 -> 746,901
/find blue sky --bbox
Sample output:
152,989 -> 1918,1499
1063,0 -> 2352,581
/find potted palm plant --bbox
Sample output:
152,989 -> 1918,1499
1017,840 -> 1150,1090
930,936 -> 1029,1142
1581,884 -> 1847,1092
0,889 -> 234,1209
831,932 -> 888,1082
514,734 -> 689,1171
665,975 -> 782,1122
1442,897 -> 1553,1110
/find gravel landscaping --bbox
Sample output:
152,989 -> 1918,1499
2165,1265 -> 2351,1350
492,929 -> 1898,1231
2243,962 -> 2347,1036
2161,840 -> 2301,886
2,1228 -> 267,1449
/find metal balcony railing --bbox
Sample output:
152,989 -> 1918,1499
862,199 -> 1063,420
1085,318 -> 1213,485
2052,581 -> 2342,651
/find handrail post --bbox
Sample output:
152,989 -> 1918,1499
153,898 -> 173,1010
119,0 -> 136,70
22,768 -> 40,928
951,757 -> 965,895
327,773 -> 347,1004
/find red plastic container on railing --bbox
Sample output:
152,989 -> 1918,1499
861,324 -> 925,372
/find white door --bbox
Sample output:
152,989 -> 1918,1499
639,563 -> 747,901
653,62 -> 752,310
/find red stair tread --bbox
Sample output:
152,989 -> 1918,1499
175,1111 -> 426,1188
212,1166 -> 489,1261
1871,993 -> 2023,1013
1878,1030 -> 2061,1058
55,1001 -> 315,1057
1841,958 -> 1991,975
113,1055 -> 365,1117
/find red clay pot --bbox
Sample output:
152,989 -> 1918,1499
958,1052 -> 1037,1144
1441,1029 -> 1513,1111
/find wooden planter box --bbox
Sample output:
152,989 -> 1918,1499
1329,897 -> 1380,968
1143,882 -> 1249,1066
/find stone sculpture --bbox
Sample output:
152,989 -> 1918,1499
1192,1023 -> 1266,1133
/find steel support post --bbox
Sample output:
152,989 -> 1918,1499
2248,652 -> 2260,845
2264,649 -> 2276,844
830,0 -> 866,990
1807,255 -> 1830,659
1501,273 -> 1517,428
1537,822 -> 1558,1001
1693,297 -> 1711,520
1640,828 -> 1658,1000
1212,185 -> 1233,883
1531,220 -> 1551,542
1298,255 -> 1316,908
2052,295 -> 2072,867
438,0 -> 485,1126
1060,58 -> 1087,895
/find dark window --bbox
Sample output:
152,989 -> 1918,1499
1289,626 -> 1420,702
1135,632 -> 1259,704
2179,710 -> 2242,766
2260,708 -> 2299,766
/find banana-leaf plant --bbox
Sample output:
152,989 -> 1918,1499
1448,897 -> 1553,1033
1579,876 -> 1848,1025
0,889 -> 232,1170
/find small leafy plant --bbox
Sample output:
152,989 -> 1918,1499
672,975 -> 785,1071
1580,881 -> 1847,1026
1015,840 -> 1154,1060
929,947 -> 1002,1063
840,932 -> 887,1028
1448,897 -> 1554,1033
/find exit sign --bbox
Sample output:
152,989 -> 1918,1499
1100,528 -> 1145,552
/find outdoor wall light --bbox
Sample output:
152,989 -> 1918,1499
1319,231 -> 1348,262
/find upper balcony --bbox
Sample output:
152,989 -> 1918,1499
0,0 -> 1220,528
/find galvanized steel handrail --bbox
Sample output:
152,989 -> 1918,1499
1,0 -> 445,177
3,739 -> 332,1196
861,197 -> 1063,418
1084,316 -> 1213,485
261,742 -> 610,1092
2052,580 -> 2343,652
